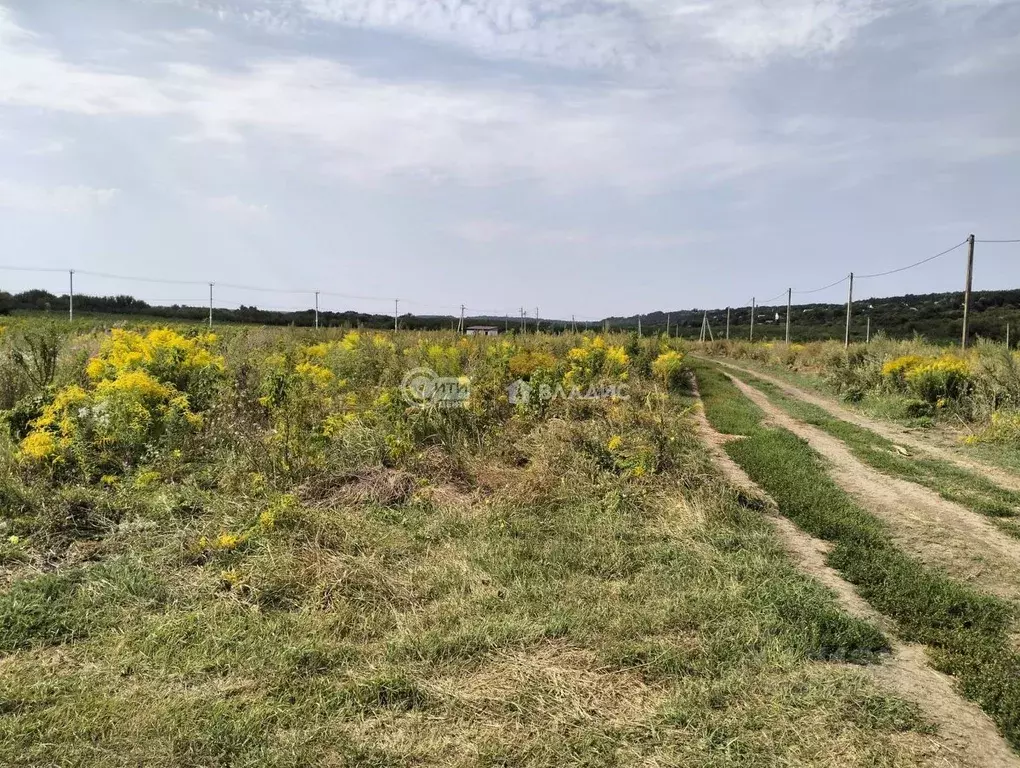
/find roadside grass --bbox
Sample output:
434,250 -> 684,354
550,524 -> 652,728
0,390 -> 932,766
725,368 -> 1020,533
702,350 -> 1020,473
694,359 -> 1020,749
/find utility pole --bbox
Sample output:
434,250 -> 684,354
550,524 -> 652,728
505,314 -> 509,333
866,316 -> 871,344
637,315 -> 642,337
68,269 -> 74,322
750,298 -> 755,341
725,308 -> 730,340
666,313 -> 671,338
208,283 -> 214,329
962,233 -> 976,350
571,315 -> 576,333
314,291 -> 320,330
394,299 -> 399,332
520,308 -> 526,334
785,288 -> 792,344
459,305 -> 465,334
844,273 -> 853,348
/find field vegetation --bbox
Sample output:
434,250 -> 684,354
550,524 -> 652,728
702,336 -> 1020,445
0,318 -> 945,766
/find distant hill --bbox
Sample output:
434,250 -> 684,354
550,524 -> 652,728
607,288 -> 1020,344
2,287 -> 1018,343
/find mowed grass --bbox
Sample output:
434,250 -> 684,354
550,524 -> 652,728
694,361 -> 1020,750
0,403 -> 934,766
725,368 -> 1020,531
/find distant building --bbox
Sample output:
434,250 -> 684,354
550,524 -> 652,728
465,325 -> 500,336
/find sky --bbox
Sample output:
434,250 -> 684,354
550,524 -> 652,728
0,0 -> 1018,321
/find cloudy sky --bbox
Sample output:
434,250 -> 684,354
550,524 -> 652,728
0,0 -> 1018,320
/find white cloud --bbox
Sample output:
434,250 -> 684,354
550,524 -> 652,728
0,181 -> 119,213
1,2 -> 1016,196
25,140 -> 68,155
0,15 -> 784,192
205,194 -> 269,215
695,0 -> 890,59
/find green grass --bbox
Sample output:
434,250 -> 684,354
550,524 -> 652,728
0,387 -> 931,766
725,367 -> 1020,533
694,359 -> 1020,749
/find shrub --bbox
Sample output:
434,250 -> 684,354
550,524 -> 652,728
17,329 -> 224,476
905,356 -> 972,405
881,355 -> 926,388
651,350 -> 687,391
562,335 -> 629,389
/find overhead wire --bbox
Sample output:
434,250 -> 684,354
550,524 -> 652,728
793,275 -> 849,295
856,239 -> 966,279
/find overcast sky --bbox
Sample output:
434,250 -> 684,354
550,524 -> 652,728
0,0 -> 1018,320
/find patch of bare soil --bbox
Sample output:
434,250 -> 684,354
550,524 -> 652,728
710,358 -> 1020,493
690,382 -> 1020,768
299,467 -> 417,507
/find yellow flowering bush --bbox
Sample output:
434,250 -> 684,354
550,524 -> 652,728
971,411 -> 1020,444
86,328 -> 223,409
508,350 -> 557,378
905,355 -> 972,404
877,356 -> 926,385
650,350 -> 687,390
563,336 -> 629,389
19,328 -> 223,475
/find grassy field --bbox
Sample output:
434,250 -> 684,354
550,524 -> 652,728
0,319 -> 950,766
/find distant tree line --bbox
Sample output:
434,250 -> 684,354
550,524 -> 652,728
2,287 -> 1019,343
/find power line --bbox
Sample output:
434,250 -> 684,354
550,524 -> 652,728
977,239 -> 1020,244
856,240 -> 968,280
76,269 -> 207,286
793,275 -> 849,295
0,265 -> 68,273
760,290 -> 788,304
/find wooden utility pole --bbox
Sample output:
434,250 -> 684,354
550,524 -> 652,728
637,315 -> 642,337
866,316 -> 871,343
785,288 -> 792,344
725,307 -> 730,340
962,233 -> 976,350
844,273 -> 853,348
458,305 -> 465,334
750,298 -> 755,341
